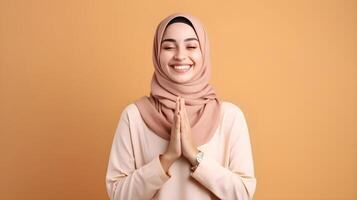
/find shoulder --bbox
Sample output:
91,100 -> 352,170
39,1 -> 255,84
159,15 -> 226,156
117,103 -> 141,124
218,101 -> 249,133
122,103 -> 140,114
219,101 -> 250,143
220,101 -> 246,120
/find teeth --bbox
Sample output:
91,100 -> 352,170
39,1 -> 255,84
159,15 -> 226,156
174,65 -> 191,70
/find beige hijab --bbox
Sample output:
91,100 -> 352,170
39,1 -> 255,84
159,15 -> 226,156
135,13 -> 221,146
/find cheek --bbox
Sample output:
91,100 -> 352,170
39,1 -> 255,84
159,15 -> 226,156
159,52 -> 171,66
159,52 -> 173,75
192,51 -> 203,67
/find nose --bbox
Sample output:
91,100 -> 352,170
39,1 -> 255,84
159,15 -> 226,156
174,48 -> 186,61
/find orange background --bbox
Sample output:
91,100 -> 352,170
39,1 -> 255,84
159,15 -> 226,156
1,0 -> 356,199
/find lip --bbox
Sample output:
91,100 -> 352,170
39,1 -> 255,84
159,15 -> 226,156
170,64 -> 193,74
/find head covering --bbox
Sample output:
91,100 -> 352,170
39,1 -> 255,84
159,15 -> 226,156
167,16 -> 194,29
135,13 -> 221,146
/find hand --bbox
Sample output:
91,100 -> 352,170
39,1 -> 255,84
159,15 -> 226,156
179,98 -> 199,166
160,97 -> 182,173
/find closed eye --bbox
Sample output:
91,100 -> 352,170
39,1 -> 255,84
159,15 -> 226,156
163,47 -> 175,50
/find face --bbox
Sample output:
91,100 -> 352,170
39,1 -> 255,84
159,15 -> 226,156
159,22 -> 203,83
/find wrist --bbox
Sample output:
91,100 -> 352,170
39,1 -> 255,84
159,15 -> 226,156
162,152 -> 177,164
160,153 -> 175,174
188,149 -> 199,166
190,150 -> 204,172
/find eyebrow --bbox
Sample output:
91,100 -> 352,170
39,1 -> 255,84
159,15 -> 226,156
161,38 -> 198,44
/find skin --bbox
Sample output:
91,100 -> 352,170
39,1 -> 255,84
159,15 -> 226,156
159,23 -> 202,173
159,22 -> 203,83
160,97 -> 199,173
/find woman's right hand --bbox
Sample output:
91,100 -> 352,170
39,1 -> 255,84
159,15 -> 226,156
160,97 -> 182,173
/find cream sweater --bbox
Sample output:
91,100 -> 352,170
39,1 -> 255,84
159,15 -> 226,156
106,101 -> 256,200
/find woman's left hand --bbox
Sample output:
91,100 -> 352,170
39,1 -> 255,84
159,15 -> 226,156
179,98 -> 199,166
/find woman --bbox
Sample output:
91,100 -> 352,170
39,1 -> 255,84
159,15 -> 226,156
106,13 -> 256,200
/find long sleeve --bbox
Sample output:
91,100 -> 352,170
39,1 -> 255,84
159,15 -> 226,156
191,106 -> 257,200
105,107 -> 170,200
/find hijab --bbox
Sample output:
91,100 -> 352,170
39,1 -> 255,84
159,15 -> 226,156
135,13 -> 221,146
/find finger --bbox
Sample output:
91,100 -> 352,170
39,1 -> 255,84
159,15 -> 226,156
179,98 -> 184,118
171,116 -> 180,143
176,114 -> 181,135
179,99 -> 186,127
173,97 -> 180,134
180,98 -> 190,125
175,96 -> 180,115
179,108 -> 187,135
172,106 -> 179,135
171,118 -> 179,141
179,97 -> 182,114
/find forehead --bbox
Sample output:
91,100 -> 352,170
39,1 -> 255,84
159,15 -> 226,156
162,23 -> 198,40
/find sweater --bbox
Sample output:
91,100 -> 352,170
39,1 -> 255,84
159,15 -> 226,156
106,101 -> 256,200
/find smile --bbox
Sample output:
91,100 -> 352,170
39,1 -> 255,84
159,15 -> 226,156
170,65 -> 192,73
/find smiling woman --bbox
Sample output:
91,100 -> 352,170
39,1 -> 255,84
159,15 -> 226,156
105,13 -> 257,200
160,19 -> 203,83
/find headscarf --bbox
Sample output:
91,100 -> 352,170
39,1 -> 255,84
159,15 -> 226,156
135,13 -> 221,146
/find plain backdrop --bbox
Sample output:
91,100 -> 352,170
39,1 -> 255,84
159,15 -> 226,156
0,0 -> 356,199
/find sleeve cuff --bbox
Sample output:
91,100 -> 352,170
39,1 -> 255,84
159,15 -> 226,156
190,154 -> 228,184
151,156 -> 171,182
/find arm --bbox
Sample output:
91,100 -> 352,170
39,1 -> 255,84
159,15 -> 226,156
191,108 -> 257,200
105,107 -> 170,200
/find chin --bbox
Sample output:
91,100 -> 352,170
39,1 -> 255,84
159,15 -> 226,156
171,76 -> 193,83
166,68 -> 195,83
